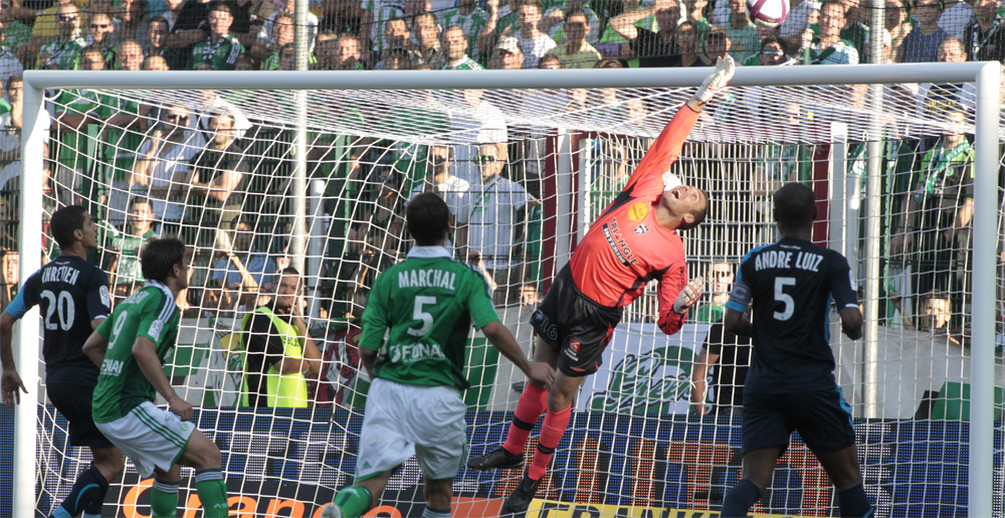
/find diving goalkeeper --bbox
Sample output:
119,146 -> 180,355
467,56 -> 736,514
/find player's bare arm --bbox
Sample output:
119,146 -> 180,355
481,320 -> 555,389
82,329 -> 110,367
724,307 -> 754,337
132,336 -> 193,420
0,311 -> 27,407
691,347 -> 719,415
291,299 -> 324,375
358,347 -> 378,380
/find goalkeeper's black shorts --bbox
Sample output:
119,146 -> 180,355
531,264 -> 622,377
740,387 -> 857,455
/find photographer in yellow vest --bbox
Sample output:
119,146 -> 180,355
241,267 -> 323,407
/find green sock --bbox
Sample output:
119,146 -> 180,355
333,485 -> 373,518
150,480 -> 178,518
195,469 -> 230,518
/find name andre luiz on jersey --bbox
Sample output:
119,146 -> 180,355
389,267 -> 458,364
755,247 -> 823,272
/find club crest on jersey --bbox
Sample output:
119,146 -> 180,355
627,202 -> 649,222
634,224 -> 649,235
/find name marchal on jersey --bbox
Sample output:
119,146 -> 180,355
359,247 -> 499,390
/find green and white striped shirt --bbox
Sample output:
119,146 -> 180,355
191,34 -> 244,70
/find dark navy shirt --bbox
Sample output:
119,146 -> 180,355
7,256 -> 111,385
726,237 -> 858,394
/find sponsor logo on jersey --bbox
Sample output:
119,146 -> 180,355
627,202 -> 648,222
100,358 -> 124,377
388,342 -> 446,364
601,218 -> 638,267
568,339 -> 580,354
634,224 -> 649,235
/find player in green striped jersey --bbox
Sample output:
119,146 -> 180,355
321,193 -> 554,518
83,238 -> 230,518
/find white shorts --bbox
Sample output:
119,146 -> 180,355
356,378 -> 468,481
95,401 -> 196,478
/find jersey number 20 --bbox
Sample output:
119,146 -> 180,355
40,289 -> 75,331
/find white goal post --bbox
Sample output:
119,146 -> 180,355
15,62 -> 1001,517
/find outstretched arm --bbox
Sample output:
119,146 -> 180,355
623,56 -> 735,196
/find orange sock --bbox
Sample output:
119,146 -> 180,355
503,384 -> 548,455
527,404 -> 572,480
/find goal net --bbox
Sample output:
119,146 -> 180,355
8,66 -> 1003,517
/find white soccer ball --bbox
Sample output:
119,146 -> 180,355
746,0 -> 789,28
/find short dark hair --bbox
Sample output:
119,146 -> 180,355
141,237 -> 186,282
208,1 -> 233,15
148,14 -> 169,27
564,7 -> 587,22
406,193 -> 450,246
128,196 -> 152,209
773,182 -> 817,227
49,205 -> 90,249
678,189 -> 709,231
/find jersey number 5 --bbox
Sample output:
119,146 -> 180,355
407,296 -> 436,337
774,277 -> 796,321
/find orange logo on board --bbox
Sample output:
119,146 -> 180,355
627,202 -> 648,222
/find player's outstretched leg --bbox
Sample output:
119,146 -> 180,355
721,447 -> 781,518
150,465 -> 183,518
814,445 -> 874,517
322,484 -> 373,518
720,479 -> 761,517
51,444 -> 123,518
51,464 -> 110,518
468,382 -> 548,471
470,335 -> 559,471
150,478 -> 180,518
181,431 -> 230,518
501,402 -> 573,514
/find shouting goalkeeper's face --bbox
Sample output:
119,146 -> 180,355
660,184 -> 708,231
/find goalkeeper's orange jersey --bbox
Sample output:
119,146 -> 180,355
568,104 -> 700,336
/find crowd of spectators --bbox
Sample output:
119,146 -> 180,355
0,0 -> 993,404
0,0 -> 998,75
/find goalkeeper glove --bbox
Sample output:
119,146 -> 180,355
673,276 -> 704,314
693,55 -> 735,104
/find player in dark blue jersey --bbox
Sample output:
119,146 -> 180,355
719,183 -> 872,518
0,205 -> 124,518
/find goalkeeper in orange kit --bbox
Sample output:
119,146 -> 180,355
467,56 -> 736,514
